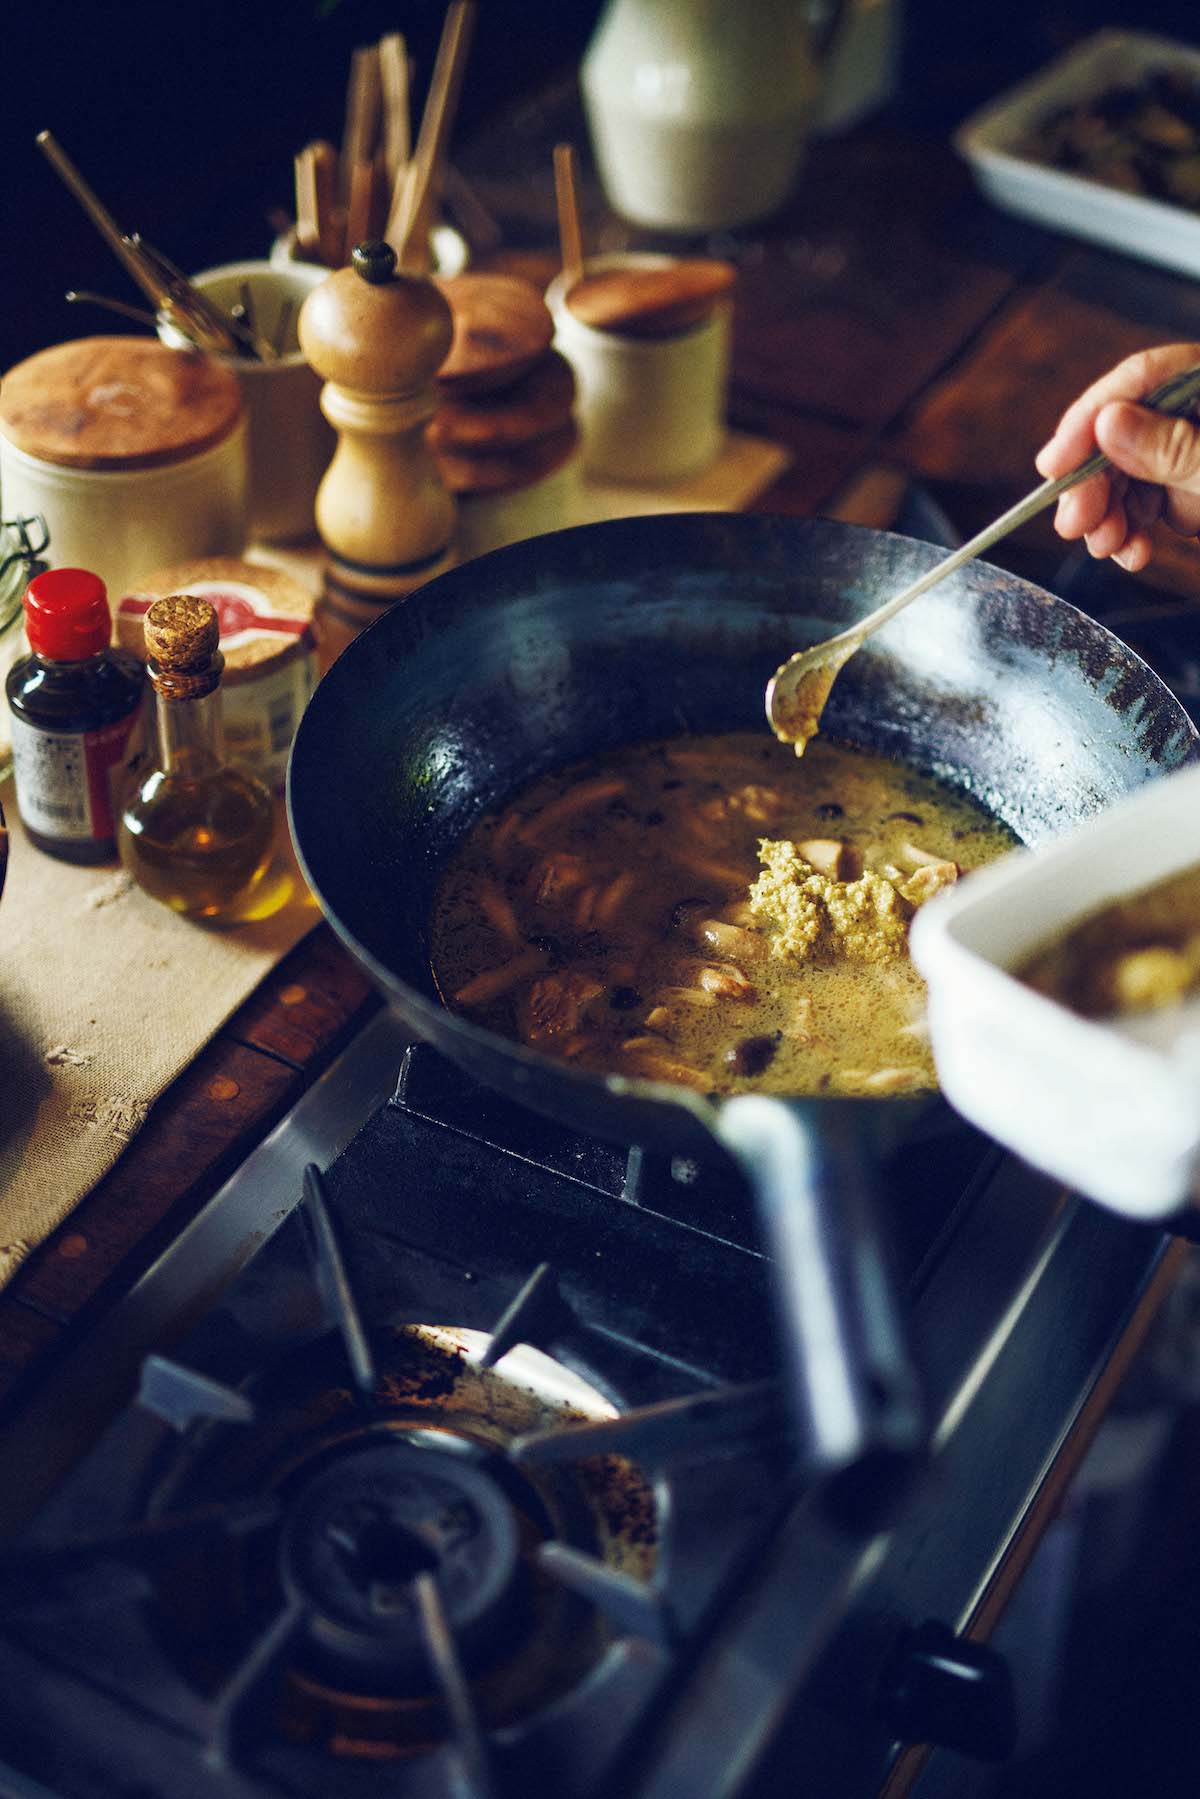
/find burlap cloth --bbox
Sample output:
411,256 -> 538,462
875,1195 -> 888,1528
0,785 -> 320,1285
0,427 -> 790,1289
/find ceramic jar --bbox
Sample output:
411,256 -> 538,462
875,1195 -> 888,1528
581,0 -> 822,231
0,337 -> 247,604
546,253 -> 730,484
159,260 -> 334,544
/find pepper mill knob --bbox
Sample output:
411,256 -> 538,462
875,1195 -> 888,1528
351,239 -> 398,284
298,239 -> 457,640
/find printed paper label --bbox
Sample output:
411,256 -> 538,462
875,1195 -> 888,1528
117,581 -> 309,655
224,651 -> 317,785
9,710 -> 138,843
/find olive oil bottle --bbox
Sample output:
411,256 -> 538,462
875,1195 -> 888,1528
117,595 -> 274,920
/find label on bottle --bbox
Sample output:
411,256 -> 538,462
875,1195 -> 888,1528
222,649 -> 317,788
9,710 -> 138,844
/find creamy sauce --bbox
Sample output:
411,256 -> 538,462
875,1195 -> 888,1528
1021,863 -> 1200,1017
431,733 -> 1015,1096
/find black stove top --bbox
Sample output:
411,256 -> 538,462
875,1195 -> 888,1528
0,1023 -> 1172,1799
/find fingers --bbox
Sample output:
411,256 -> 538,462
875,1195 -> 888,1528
1053,465 -> 1163,566
1094,401 -> 1200,524
1054,469 -> 1117,540
1035,343 -> 1200,478
1112,533 -> 1154,573
1036,344 -> 1200,567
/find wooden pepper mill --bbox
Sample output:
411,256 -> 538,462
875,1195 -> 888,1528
298,239 -> 457,659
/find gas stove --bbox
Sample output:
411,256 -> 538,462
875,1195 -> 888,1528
0,1012 -> 1174,1799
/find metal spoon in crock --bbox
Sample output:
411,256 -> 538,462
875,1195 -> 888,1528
767,360 -> 1200,752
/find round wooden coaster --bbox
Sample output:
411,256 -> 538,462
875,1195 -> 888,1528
434,419 -> 579,495
434,274 -> 555,396
428,350 -> 575,452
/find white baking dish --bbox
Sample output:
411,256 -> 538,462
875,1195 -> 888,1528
955,29 -> 1200,279
910,761 -> 1200,1221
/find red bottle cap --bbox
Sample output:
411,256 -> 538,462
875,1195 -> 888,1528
24,568 -> 112,661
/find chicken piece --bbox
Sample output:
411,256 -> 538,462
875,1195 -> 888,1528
693,917 -> 768,963
899,861 -> 959,905
516,969 -> 605,1045
750,839 -> 912,963
698,783 -> 790,829
898,840 -> 951,870
1110,947 -> 1193,1012
696,963 -> 756,1001
531,855 -> 588,908
454,947 -> 547,1007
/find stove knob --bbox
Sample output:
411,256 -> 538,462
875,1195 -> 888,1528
876,1620 -> 1017,1761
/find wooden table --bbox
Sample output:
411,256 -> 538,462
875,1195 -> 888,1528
4,114 -> 1200,1421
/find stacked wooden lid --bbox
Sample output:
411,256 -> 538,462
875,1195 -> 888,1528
429,274 -> 578,499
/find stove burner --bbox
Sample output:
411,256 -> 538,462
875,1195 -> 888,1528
279,1439 -> 521,1684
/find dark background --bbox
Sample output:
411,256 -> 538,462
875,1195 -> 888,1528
5,0 -> 1200,372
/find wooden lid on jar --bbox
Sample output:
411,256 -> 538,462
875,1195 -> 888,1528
116,555 -> 315,684
564,258 -> 736,337
0,337 -> 245,471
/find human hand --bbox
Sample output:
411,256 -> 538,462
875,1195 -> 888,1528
1035,343 -> 1200,572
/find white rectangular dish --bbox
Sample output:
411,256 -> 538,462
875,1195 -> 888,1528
955,28 -> 1200,279
910,762 -> 1200,1222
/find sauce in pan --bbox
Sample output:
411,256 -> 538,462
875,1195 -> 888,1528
431,733 -> 1016,1096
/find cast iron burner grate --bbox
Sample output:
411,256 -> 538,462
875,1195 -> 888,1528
0,1025 -> 1136,1799
0,1078 -> 807,1798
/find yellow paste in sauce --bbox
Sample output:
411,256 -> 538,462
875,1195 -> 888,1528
431,733 -> 1016,1096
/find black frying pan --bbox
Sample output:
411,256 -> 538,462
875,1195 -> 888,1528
288,514 -> 1198,1502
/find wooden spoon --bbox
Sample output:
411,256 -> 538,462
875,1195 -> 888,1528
565,258 -> 736,337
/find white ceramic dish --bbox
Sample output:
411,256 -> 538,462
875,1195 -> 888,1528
955,29 -> 1200,279
910,761 -> 1200,1222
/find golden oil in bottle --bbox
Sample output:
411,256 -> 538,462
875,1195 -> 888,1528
117,595 -> 274,922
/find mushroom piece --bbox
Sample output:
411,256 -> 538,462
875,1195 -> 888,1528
796,838 -> 860,880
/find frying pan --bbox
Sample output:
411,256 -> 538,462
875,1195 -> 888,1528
288,513 -> 1198,1505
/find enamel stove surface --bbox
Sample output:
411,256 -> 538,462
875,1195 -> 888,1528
0,1013 -> 1171,1799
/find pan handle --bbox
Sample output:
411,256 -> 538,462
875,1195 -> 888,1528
716,1094 -> 925,1521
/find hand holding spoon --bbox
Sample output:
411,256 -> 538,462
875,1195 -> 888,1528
767,359 -> 1200,752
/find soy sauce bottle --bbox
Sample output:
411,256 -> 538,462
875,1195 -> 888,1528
6,567 -> 145,862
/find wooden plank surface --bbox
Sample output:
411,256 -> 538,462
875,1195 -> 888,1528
884,242 -> 1200,575
0,924 -> 378,1414
227,922 -> 379,1068
728,129 -> 1055,426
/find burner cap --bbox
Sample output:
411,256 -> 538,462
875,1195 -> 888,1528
279,1438 -> 521,1684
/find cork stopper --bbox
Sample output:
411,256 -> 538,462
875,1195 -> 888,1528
145,595 -> 224,698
